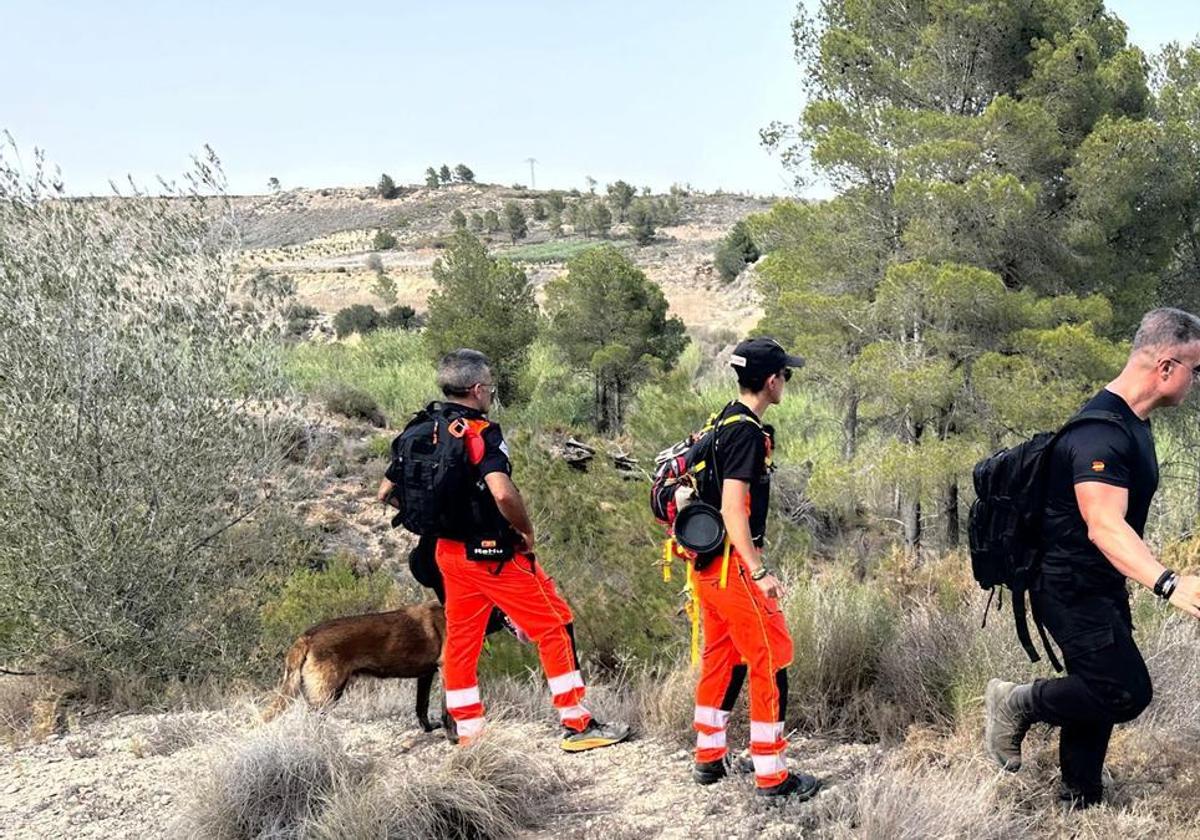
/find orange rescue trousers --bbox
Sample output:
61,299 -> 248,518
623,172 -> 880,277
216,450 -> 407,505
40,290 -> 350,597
437,539 -> 591,743
692,550 -> 793,788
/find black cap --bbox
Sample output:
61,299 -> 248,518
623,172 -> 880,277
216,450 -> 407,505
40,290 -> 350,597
729,337 -> 805,380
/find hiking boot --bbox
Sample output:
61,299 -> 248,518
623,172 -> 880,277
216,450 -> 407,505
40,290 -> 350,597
984,678 -> 1035,771
560,720 -> 631,752
756,771 -> 821,800
692,753 -> 754,785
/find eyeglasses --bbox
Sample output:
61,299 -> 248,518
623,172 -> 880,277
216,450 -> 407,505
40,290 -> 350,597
1167,358 -> 1200,380
474,382 -> 498,398
780,368 -> 793,382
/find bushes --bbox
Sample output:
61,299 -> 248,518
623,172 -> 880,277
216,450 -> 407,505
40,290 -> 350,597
333,303 -> 421,338
503,443 -> 682,670
334,304 -> 380,337
831,754 -> 1036,839
285,303 -> 320,338
287,329 -> 437,423
784,575 -> 899,735
0,145 -> 298,690
378,173 -> 397,199
372,229 -> 397,250
260,557 -> 394,655
628,199 -> 656,245
714,219 -> 760,281
320,384 -> 388,427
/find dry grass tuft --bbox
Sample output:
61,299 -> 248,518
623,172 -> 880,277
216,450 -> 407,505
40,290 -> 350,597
824,753 -> 1037,839
308,726 -> 567,840
0,675 -> 67,745
176,710 -> 369,839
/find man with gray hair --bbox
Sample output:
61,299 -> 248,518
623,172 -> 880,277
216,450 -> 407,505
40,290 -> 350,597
378,349 -> 629,751
985,307 -> 1200,808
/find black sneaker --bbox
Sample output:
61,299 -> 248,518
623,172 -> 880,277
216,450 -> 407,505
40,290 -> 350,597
560,720 -> 631,752
756,772 -> 821,800
693,754 -> 755,785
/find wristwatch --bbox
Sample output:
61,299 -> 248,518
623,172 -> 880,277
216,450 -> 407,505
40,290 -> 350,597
750,565 -> 770,582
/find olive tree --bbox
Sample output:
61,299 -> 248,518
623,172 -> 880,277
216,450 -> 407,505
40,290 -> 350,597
0,144 -> 300,687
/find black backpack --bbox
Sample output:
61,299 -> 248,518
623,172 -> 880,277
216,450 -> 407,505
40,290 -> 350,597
384,402 -> 473,537
650,402 -> 764,526
967,409 -> 1127,671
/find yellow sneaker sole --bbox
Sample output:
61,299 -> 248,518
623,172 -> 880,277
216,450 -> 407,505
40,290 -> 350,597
560,733 -> 630,752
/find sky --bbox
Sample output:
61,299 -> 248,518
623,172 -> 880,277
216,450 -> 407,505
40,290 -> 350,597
1,1 -> 1197,198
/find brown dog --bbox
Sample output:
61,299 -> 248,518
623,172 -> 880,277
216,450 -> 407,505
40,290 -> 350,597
262,600 -> 446,731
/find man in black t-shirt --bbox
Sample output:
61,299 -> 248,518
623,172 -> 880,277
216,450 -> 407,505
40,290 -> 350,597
985,308 -> 1200,808
689,337 -> 820,801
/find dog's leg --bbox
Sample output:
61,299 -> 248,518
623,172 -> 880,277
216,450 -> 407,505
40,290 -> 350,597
415,670 -> 440,732
439,669 -> 458,744
442,707 -> 459,745
302,665 -> 341,714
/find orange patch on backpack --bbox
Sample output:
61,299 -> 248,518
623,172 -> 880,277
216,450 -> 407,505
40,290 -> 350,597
1091,460 -> 1106,472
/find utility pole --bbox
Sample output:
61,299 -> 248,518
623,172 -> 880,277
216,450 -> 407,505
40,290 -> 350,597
525,157 -> 537,190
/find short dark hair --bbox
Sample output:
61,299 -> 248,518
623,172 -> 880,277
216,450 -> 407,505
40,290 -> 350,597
737,368 -> 783,394
437,348 -> 492,397
1133,307 -> 1200,352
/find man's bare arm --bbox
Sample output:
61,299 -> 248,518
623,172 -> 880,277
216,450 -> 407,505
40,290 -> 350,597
721,478 -> 784,598
1076,481 -> 1200,618
721,478 -> 760,570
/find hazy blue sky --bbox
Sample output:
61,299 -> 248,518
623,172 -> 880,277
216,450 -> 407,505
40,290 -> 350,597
2,1 -> 1197,197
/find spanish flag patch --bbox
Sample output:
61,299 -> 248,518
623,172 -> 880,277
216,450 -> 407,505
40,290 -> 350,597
1091,460 -> 1106,473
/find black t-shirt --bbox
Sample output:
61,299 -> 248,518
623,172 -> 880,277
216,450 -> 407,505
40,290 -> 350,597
1041,389 -> 1159,592
443,402 -> 513,539
711,402 -> 774,549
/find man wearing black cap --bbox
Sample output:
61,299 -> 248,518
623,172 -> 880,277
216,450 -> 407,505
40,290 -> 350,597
690,337 -> 820,800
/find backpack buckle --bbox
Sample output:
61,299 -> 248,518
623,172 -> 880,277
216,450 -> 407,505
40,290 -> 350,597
447,418 -> 468,438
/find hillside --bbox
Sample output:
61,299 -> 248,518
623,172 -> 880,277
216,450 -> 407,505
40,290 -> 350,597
229,183 -> 773,336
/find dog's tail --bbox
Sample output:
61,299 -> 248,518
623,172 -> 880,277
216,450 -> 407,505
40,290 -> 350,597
262,635 -> 309,722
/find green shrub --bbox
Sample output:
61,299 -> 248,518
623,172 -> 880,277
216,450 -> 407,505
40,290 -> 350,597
378,173 -> 397,199
333,304 -> 381,337
714,220 -> 760,281
381,304 -> 420,330
509,340 -> 592,430
321,384 -> 387,427
285,303 -> 320,338
372,229 -> 397,250
364,434 -> 393,460
260,557 -> 394,655
493,438 -> 682,672
0,147 -> 297,691
286,329 -> 437,422
628,200 -> 656,245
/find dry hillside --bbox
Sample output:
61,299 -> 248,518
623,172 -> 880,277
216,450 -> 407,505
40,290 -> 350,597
229,183 -> 773,336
